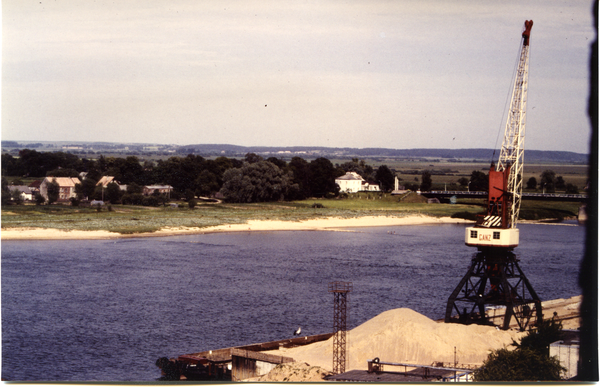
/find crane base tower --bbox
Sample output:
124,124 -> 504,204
444,247 -> 542,331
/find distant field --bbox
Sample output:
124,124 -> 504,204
1,193 -> 584,235
357,160 -> 589,191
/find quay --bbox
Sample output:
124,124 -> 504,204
156,295 -> 581,382
156,333 -> 333,381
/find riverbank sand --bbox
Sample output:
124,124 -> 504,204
1,215 -> 467,240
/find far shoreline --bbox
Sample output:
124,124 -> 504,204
1,215 -> 470,241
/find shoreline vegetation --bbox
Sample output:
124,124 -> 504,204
1,196 -> 582,241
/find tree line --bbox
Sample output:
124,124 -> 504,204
1,150 -> 398,204
2,149 -> 580,205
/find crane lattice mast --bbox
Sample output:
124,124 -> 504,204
497,19 -> 533,229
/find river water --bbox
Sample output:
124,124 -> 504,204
1,222 -> 585,381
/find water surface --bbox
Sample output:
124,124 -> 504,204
1,222 -> 585,381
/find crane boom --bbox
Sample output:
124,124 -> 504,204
497,20 -> 533,229
465,20 -> 533,248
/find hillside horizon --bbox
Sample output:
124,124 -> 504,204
1,141 -> 589,164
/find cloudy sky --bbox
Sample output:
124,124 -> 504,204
2,0 -> 596,153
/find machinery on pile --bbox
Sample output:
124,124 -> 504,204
445,20 -> 542,331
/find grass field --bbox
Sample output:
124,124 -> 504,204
1,193 -> 584,235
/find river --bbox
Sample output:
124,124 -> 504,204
1,222 -> 585,381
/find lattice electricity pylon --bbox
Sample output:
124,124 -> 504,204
328,281 -> 352,374
445,248 -> 542,331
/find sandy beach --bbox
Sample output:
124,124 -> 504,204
1,215 -> 468,241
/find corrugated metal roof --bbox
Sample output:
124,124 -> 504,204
43,177 -> 81,187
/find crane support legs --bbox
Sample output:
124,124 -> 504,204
445,248 -> 542,331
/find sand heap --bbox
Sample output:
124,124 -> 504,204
267,308 -> 526,372
251,362 -> 333,382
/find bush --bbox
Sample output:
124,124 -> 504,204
474,347 -> 564,381
34,193 -> 45,205
142,196 -> 159,207
474,318 -> 566,381
311,203 -> 324,208
188,199 -> 197,209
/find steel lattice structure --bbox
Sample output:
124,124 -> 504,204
497,20 -> 533,228
445,248 -> 542,331
328,281 -> 352,374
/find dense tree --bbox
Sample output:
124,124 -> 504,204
555,176 -> 566,190
473,347 -> 564,381
34,192 -> 45,205
153,155 -> 205,193
2,149 -> 82,177
105,182 -> 123,204
195,170 -> 220,197
46,168 -> 79,177
1,177 -> 11,205
266,157 -> 288,170
565,183 -> 579,194
474,318 -> 565,381
539,170 -> 556,193
375,165 -> 395,192
108,156 -> 146,185
457,177 -> 469,187
126,182 -> 143,194
46,179 -> 60,204
244,153 -> 263,164
309,157 -> 340,197
220,161 -> 296,203
289,157 -> 312,200
469,170 -> 488,191
526,177 -> 537,190
75,178 -> 98,200
513,318 -> 563,354
339,158 -> 374,181
420,170 -> 432,191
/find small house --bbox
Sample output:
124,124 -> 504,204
336,172 -> 380,193
143,185 -> 173,197
96,176 -> 118,187
40,177 -> 81,201
7,185 -> 34,201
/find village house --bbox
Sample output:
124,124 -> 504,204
143,185 -> 173,197
96,176 -> 118,187
28,180 -> 42,195
39,177 -> 81,201
335,172 -> 380,193
7,185 -> 34,201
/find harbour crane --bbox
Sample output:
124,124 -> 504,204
445,20 -> 542,331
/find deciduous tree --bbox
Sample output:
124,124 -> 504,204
220,161 -> 296,203
474,347 -> 564,381
539,170 -> 556,193
420,170 -> 432,191
309,157 -> 340,198
375,165 -> 395,192
47,179 -> 60,204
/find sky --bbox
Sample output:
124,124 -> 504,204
2,0 -> 596,153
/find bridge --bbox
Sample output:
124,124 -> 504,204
420,191 -> 588,202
